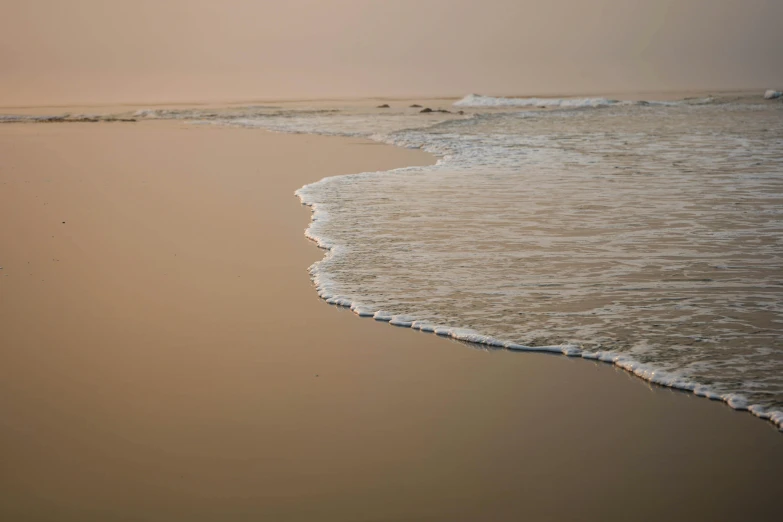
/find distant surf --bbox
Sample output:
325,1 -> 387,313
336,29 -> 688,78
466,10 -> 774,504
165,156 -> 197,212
453,93 -> 716,108
453,93 -> 621,108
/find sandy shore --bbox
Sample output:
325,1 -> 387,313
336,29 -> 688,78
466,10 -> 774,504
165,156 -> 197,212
0,121 -> 781,521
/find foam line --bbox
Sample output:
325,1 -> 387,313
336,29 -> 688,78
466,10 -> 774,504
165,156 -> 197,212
294,159 -> 783,434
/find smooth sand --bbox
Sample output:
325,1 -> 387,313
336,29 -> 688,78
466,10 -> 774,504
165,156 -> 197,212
0,121 -> 781,522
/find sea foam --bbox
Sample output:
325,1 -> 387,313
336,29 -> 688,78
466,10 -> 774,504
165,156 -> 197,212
454,93 -> 621,108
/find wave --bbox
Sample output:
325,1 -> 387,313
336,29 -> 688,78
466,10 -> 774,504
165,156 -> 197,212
453,93 -> 715,109
291,101 -> 783,433
294,173 -> 783,432
454,94 -> 622,108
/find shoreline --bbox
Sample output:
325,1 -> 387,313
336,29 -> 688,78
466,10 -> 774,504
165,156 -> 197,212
1,120 -> 781,520
3,104 -> 783,428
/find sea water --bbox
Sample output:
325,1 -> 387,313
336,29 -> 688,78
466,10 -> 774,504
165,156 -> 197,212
293,98 -> 783,429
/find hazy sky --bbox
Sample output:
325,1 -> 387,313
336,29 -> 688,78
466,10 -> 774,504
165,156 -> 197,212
2,0 -> 782,105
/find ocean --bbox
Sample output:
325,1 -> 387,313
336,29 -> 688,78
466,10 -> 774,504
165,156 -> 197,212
5,92 -> 782,429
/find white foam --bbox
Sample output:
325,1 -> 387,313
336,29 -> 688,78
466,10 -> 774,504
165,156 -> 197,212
454,94 -> 621,108
452,94 -> 715,109
325,296 -> 352,307
506,342 -> 582,356
411,321 -> 437,332
373,311 -> 394,322
350,304 -> 376,317
389,315 -> 416,327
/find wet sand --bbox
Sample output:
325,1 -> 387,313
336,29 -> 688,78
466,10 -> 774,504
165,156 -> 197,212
0,121 -> 781,521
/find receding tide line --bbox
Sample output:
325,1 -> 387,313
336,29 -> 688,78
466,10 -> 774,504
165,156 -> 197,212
294,181 -> 783,434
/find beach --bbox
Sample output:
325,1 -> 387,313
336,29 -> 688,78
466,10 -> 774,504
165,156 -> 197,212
1,120 -> 781,521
